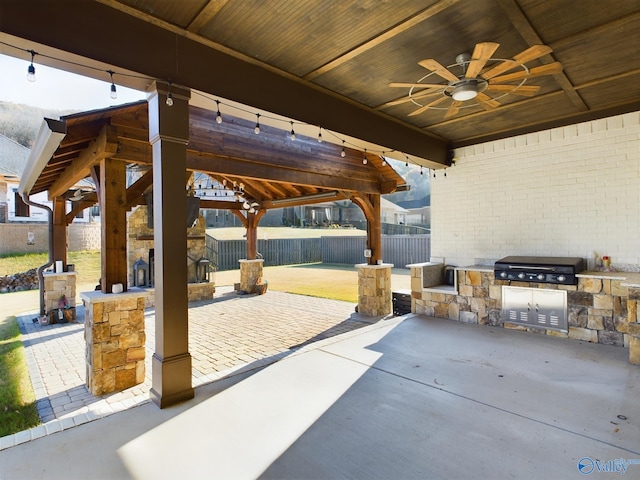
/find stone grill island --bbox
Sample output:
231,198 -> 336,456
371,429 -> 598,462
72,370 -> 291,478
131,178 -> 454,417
409,262 -> 640,365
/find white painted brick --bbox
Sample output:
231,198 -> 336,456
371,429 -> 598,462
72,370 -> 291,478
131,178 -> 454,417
432,112 -> 640,267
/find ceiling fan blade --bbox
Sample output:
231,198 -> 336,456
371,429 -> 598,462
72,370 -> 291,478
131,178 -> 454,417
485,84 -> 540,96
476,93 -> 500,110
465,42 -> 500,78
482,44 -> 553,79
490,62 -> 563,83
444,101 -> 462,119
408,95 -> 448,117
418,58 -> 459,82
388,82 -> 446,89
383,89 -> 443,107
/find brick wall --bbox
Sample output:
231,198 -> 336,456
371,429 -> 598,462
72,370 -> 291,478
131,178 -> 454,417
431,111 -> 640,269
0,223 -> 101,255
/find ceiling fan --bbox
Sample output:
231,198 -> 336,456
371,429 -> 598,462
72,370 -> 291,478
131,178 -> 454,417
388,42 -> 563,118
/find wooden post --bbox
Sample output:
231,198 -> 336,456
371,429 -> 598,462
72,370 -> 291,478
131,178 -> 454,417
246,212 -> 258,260
51,197 -> 67,269
353,193 -> 382,265
100,157 -> 128,293
147,80 -> 194,409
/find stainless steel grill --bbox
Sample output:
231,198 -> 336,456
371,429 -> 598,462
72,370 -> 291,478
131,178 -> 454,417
494,256 -> 585,286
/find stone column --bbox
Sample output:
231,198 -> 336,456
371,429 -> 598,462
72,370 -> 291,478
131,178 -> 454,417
356,263 -> 393,316
81,289 -> 149,395
239,259 -> 264,294
628,286 -> 640,365
43,271 -> 77,323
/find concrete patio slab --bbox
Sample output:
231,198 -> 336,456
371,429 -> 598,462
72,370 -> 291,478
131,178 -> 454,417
1,313 -> 638,479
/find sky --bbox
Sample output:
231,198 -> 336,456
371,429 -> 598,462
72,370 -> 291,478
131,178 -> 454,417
0,53 -> 146,111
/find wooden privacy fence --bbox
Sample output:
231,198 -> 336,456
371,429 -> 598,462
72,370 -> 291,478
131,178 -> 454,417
206,234 -> 430,271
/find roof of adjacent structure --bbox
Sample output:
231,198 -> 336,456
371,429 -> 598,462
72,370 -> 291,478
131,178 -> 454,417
0,134 -> 29,179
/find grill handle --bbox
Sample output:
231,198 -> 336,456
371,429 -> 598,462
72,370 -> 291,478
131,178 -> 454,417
507,265 -> 556,272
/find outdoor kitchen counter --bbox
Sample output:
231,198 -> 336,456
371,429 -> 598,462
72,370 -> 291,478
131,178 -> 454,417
455,265 -> 493,273
577,270 -> 640,288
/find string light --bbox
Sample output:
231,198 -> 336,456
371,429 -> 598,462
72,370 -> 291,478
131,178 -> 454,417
290,121 -> 296,141
26,50 -> 36,82
381,151 -> 386,166
444,168 -> 447,177
215,100 -> 223,124
363,149 -> 368,165
107,70 -> 117,99
166,81 -> 174,106
420,167 -> 423,175
4,39 -> 432,168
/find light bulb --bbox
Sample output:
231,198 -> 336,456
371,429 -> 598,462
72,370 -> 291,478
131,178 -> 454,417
254,114 -> 261,134
215,101 -> 223,123
166,93 -> 174,106
341,148 -> 346,158
27,63 -> 35,82
290,122 -> 295,140
108,71 -> 117,99
26,50 -> 36,82
317,129 -> 322,143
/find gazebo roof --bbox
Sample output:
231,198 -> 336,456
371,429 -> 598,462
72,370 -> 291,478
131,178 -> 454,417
21,100 -> 408,210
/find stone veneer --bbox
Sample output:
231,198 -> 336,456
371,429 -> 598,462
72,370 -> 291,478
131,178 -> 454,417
239,259 -> 263,294
81,289 -> 149,395
410,263 -> 640,365
43,271 -> 77,323
127,206 -> 208,286
357,263 -> 392,317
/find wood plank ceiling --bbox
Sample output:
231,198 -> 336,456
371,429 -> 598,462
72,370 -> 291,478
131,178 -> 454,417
1,0 -> 639,167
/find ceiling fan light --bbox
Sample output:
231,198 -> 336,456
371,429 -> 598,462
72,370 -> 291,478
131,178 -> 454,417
451,83 -> 478,101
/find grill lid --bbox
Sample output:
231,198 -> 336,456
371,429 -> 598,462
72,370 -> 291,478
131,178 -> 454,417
495,256 -> 585,271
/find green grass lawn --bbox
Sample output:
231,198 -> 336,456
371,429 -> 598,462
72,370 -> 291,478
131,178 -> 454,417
0,250 -> 101,286
0,316 -> 40,437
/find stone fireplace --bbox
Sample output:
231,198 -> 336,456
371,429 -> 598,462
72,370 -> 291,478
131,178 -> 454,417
127,205 -> 215,304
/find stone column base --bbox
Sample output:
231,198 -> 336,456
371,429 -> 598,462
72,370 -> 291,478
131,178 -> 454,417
356,263 -> 393,316
239,259 -> 264,294
81,289 -> 150,396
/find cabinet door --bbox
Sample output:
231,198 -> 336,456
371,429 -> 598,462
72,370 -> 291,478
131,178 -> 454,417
502,286 -> 567,331
502,286 -> 533,325
531,289 -> 567,331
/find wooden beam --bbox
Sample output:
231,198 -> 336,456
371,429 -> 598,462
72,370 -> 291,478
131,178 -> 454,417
303,0 -> 462,81
125,169 -> 153,210
261,192 -> 350,209
0,1 -> 448,164
49,124 -> 119,198
187,153 -> 384,193
496,0 -> 588,112
66,199 -> 96,224
187,0 -> 229,33
100,157 -> 128,294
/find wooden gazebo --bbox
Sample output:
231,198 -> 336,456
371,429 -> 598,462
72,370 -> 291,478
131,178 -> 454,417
19,83 -> 408,407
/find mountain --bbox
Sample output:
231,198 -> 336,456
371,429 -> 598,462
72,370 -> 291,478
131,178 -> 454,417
383,158 -> 431,206
0,101 -> 71,148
